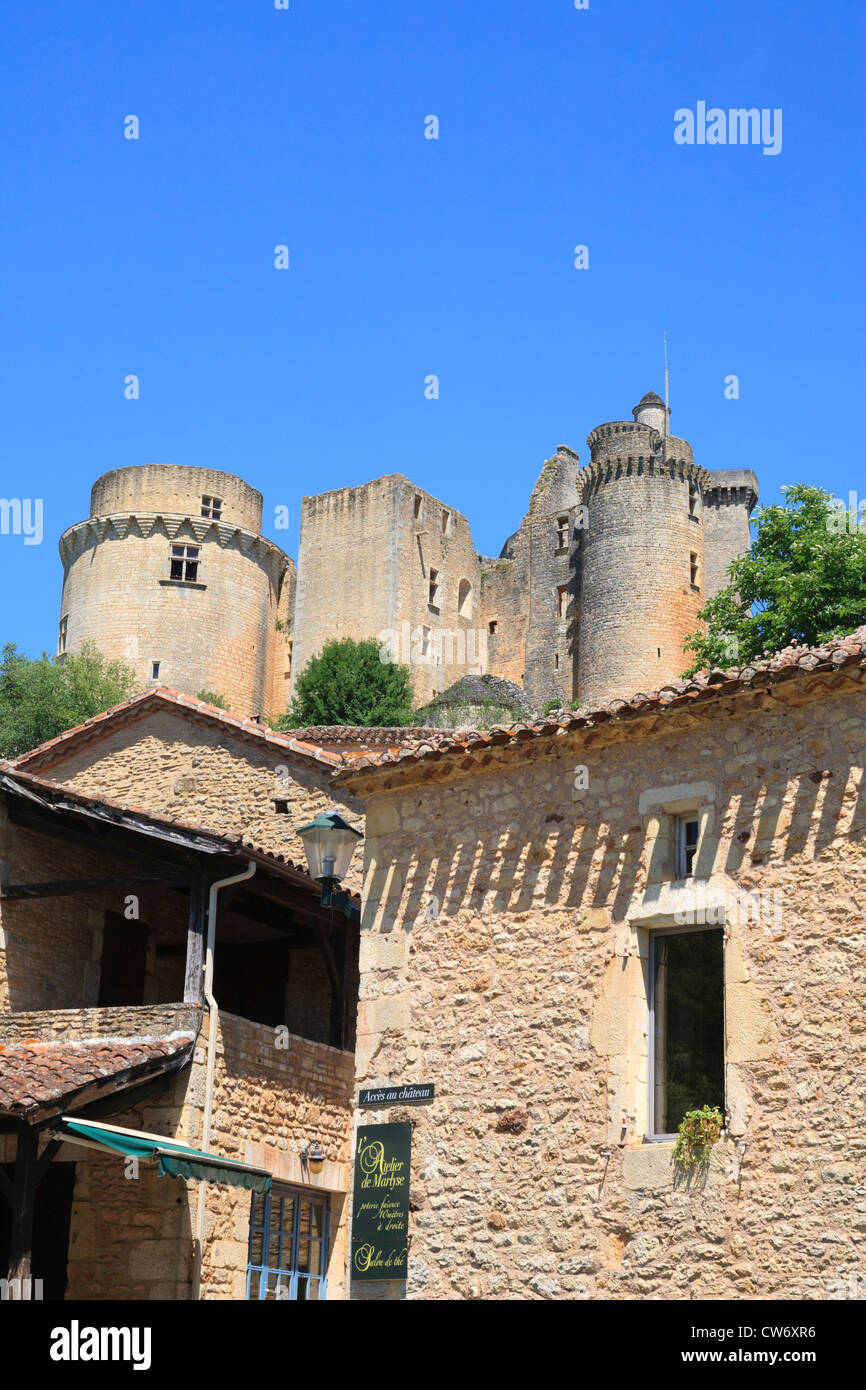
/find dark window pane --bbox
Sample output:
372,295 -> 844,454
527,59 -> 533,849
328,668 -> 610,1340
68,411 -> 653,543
170,558 -> 184,580
185,561 -> 198,582
653,929 -> 724,1134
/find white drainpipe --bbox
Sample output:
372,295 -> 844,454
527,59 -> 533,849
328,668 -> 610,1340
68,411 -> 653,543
191,859 -> 257,1300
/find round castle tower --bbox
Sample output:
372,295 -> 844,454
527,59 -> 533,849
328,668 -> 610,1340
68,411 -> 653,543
58,464 -> 294,718
576,392 -> 710,707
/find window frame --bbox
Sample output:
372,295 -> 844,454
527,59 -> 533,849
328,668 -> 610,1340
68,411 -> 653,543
246,1184 -> 330,1302
646,923 -> 726,1143
201,494 -> 223,521
674,814 -> 700,879
169,543 -> 201,583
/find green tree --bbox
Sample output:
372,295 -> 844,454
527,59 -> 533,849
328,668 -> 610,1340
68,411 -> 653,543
277,637 -> 414,728
0,642 -> 139,759
683,485 -> 866,675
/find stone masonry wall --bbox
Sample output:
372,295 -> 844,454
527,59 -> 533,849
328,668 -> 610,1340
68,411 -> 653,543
350,669 -> 866,1300
23,706 -> 366,892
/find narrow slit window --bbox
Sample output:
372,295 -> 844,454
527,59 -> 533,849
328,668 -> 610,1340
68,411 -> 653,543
441,510 -> 450,535
688,482 -> 699,518
690,552 -> 699,588
414,494 -> 422,520
649,927 -> 725,1138
151,661 -> 161,681
488,620 -> 498,635
428,569 -> 439,609
57,615 -> 68,656
170,544 -> 200,582
557,584 -> 568,619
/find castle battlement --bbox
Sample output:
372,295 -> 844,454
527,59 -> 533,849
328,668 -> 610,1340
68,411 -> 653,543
57,392 -> 758,719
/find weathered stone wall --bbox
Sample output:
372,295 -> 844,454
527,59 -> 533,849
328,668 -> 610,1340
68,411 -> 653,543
59,465 -> 293,720
578,425 -> 708,704
292,475 -> 484,709
60,1015 -> 354,1300
349,670 -> 866,1300
90,464 -> 264,532
703,472 -> 759,600
18,706 -> 366,891
0,811 -> 134,1013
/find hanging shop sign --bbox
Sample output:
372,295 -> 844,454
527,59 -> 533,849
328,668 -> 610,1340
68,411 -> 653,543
358,1083 -> 435,1107
350,1122 -> 411,1281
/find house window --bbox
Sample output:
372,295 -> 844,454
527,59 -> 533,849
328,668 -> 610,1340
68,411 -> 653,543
170,544 -> 200,582
557,584 -> 568,619
57,615 -> 68,656
688,482 -> 699,519
246,1187 -> 329,1301
690,552 -> 699,588
428,568 -> 440,609
648,927 -> 725,1139
201,495 -> 222,520
457,578 -> 472,618
675,815 -> 700,878
556,515 -> 569,549
151,661 -> 161,681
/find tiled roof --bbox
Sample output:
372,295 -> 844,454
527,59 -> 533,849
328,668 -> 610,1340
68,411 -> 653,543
11,687 -> 345,772
0,1029 -> 195,1117
0,763 -> 360,902
336,628 -> 866,782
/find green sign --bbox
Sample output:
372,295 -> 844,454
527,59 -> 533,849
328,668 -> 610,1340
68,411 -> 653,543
350,1122 -> 411,1281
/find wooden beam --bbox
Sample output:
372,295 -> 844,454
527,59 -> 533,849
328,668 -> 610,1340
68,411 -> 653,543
7,1125 -> 38,1284
183,870 -> 208,1005
1,870 -> 190,901
34,1139 -> 61,1184
7,805 -> 198,869
329,917 -> 348,1051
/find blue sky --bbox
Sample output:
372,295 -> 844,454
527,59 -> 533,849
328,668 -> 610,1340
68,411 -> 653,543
1,0 -> 863,656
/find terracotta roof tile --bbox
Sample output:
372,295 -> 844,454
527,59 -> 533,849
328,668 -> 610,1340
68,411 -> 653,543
10,687 -> 345,772
335,627 -> 866,783
0,1029 -> 195,1116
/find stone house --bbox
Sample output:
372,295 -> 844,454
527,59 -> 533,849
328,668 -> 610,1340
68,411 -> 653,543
0,693 -> 372,1300
336,630 -> 866,1300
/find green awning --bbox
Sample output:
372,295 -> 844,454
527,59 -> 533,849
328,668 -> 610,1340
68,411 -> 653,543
55,1117 -> 272,1193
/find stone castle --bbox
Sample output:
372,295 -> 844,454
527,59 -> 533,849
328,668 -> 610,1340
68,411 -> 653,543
57,392 -> 758,718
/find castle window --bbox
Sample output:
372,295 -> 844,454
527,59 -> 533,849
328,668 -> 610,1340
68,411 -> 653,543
441,510 -> 450,535
428,569 -> 440,610
421,626 -> 432,660
57,615 -> 68,656
488,620 -> 498,635
457,579 -> 472,618
414,494 -> 423,521
557,584 -> 568,619
689,552 -> 699,588
201,495 -> 222,520
688,482 -> 699,519
648,926 -> 725,1139
151,661 -> 161,681
675,815 -> 700,878
170,544 -> 200,583
556,515 -> 569,550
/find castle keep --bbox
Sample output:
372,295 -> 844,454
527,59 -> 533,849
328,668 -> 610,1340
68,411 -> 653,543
57,394 -> 758,718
